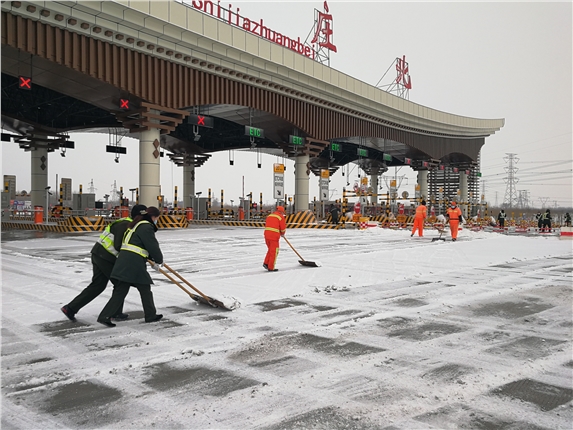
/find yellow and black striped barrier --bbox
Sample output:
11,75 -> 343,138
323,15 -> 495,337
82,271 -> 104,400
65,216 -> 106,232
285,210 -> 316,224
187,219 -> 343,229
2,216 -> 106,233
1,221 -> 69,233
3,211 -> 349,232
157,215 -> 188,229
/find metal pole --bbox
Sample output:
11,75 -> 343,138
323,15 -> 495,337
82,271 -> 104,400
45,188 -> 49,223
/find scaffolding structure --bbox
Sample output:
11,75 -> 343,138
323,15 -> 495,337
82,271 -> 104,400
427,164 -> 480,216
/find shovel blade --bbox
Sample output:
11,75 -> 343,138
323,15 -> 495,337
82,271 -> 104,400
298,260 -> 319,268
188,293 -> 234,311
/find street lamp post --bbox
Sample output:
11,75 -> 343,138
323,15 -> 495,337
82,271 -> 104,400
129,188 -> 137,205
45,186 -> 52,223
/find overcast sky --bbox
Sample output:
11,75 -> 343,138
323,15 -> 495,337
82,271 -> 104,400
2,1 -> 571,208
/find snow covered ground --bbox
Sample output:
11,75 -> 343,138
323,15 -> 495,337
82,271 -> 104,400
1,225 -> 572,429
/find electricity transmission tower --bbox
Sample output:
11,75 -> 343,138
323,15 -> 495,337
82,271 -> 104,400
517,190 -> 530,208
503,153 -> 519,208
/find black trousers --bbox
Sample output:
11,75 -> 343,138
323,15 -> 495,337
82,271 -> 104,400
99,280 -> 157,321
67,253 -> 123,316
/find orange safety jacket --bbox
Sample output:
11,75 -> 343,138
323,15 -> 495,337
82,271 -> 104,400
446,206 -> 462,221
264,211 -> 286,240
415,205 -> 427,219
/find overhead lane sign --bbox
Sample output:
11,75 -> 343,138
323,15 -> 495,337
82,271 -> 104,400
289,135 -> 305,146
188,114 -> 214,128
245,126 -> 264,139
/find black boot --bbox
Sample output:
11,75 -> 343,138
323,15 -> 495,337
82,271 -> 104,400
97,318 -> 116,328
61,305 -> 77,322
112,313 -> 129,321
145,314 -> 163,323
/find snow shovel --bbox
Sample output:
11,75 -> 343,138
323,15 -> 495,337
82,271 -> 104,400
432,223 -> 446,242
283,236 -> 319,267
147,261 -> 232,310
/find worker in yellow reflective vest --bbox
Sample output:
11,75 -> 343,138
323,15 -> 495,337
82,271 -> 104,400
98,206 -> 164,327
61,204 -> 147,322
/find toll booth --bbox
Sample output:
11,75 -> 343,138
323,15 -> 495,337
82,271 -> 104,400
190,196 -> 209,220
72,193 -> 96,216
239,198 -> 251,220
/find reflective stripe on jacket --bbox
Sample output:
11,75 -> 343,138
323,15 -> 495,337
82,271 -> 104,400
97,217 -> 132,256
264,212 -> 286,239
121,220 -> 151,258
446,207 -> 462,221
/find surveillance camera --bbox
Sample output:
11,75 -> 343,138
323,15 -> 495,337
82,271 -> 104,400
115,158 -> 119,163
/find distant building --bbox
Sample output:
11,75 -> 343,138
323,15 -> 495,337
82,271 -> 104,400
3,175 -> 16,199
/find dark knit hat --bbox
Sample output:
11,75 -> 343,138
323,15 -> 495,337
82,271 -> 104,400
130,204 -> 147,218
146,206 -> 161,217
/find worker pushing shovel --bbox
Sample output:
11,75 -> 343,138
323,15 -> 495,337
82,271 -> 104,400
263,205 -> 320,270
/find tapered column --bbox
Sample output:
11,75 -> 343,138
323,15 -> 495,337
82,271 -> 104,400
294,154 -> 310,212
459,171 -> 468,217
183,163 -> 195,208
370,168 -> 379,205
139,128 -> 161,207
30,140 -> 48,209
417,169 -> 428,200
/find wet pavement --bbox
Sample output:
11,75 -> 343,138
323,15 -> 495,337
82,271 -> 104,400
1,229 -> 572,429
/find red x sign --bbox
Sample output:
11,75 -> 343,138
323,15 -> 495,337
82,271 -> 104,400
19,76 -> 32,90
197,115 -> 205,126
119,99 -> 129,110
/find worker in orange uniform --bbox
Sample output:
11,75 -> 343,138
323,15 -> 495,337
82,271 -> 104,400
446,201 -> 463,241
263,206 -> 286,272
411,200 -> 427,237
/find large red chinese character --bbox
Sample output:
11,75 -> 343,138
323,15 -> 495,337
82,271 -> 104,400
311,1 -> 337,53
395,55 -> 412,89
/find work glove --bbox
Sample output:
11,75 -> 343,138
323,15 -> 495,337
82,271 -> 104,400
152,262 -> 164,272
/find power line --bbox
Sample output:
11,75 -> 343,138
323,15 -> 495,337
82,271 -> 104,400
482,160 -> 572,174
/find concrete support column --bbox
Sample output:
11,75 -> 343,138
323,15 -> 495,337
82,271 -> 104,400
370,168 -> 379,205
139,128 -> 161,207
294,154 -> 310,212
418,169 -> 428,200
30,144 -> 48,209
183,163 -> 195,208
459,171 -> 469,217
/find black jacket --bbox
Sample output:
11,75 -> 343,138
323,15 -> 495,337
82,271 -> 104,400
110,221 -> 163,285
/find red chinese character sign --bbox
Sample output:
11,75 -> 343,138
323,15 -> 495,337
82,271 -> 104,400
376,55 -> 413,100
311,2 -> 337,52
308,1 -> 337,65
395,55 -> 412,89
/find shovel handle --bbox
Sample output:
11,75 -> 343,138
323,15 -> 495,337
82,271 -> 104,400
147,260 -> 212,303
282,236 -> 305,261
147,260 -> 197,299
162,263 -> 212,302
